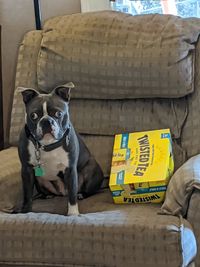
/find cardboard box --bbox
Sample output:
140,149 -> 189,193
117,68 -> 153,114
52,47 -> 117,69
109,129 -> 174,204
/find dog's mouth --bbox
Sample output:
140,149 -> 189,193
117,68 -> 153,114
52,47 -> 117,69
39,128 -> 65,145
39,132 -> 57,146
44,132 -> 55,139
35,122 -> 66,145
41,126 -> 58,138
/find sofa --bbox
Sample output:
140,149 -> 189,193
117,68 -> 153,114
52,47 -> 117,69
0,10 -> 200,267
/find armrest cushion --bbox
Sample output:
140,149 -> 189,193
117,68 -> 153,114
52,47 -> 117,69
187,190 -> 200,265
0,147 -> 22,213
160,154 -> 200,217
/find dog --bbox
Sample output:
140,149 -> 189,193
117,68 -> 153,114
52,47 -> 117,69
17,82 -> 104,215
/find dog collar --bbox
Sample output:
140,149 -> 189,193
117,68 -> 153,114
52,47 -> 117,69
25,124 -> 71,152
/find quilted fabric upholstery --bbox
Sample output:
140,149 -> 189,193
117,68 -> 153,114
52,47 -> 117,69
70,98 -> 187,137
38,11 -> 200,99
0,148 -> 22,213
187,190 -> 200,267
9,29 -> 188,173
182,36 -> 200,158
9,30 -> 42,145
5,11 -> 200,267
0,190 -> 197,267
160,154 -> 200,217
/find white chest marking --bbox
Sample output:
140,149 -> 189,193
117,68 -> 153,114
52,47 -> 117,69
43,101 -> 48,116
28,141 -> 69,181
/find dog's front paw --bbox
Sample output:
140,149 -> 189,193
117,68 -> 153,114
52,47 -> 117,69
67,203 -> 79,216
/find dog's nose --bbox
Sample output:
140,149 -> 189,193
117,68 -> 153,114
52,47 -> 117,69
40,117 -> 54,133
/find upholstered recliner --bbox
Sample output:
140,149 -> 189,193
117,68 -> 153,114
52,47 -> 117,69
0,11 -> 200,267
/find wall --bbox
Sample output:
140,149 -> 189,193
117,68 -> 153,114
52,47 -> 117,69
80,0 -> 111,12
0,0 -> 81,146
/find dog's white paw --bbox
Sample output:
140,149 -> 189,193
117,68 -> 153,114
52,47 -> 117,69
68,203 -> 79,216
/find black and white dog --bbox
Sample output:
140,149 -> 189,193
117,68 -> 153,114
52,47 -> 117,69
17,82 -> 104,215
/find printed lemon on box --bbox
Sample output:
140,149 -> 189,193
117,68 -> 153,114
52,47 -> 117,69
109,129 -> 174,204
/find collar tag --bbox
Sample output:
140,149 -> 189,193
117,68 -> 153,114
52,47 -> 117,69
34,165 -> 45,177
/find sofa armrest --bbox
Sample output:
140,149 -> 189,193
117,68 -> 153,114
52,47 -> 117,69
187,190 -> 200,266
0,147 -> 22,213
9,30 -> 42,146
187,189 -> 200,222
159,156 -> 200,266
160,154 -> 200,217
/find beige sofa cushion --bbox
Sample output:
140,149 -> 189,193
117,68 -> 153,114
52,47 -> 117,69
38,11 -> 200,99
160,154 -> 200,217
187,190 -> 200,266
9,27 -> 188,174
182,36 -> 200,159
9,30 -> 42,146
0,190 -> 197,267
0,148 -> 22,213
70,98 -> 187,137
0,148 -> 196,266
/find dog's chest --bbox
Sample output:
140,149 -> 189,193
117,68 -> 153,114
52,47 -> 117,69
28,141 -> 69,181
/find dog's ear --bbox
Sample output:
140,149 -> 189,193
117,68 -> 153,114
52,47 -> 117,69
17,87 -> 39,105
53,82 -> 75,102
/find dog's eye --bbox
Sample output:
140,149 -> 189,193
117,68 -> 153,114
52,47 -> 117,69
30,112 -> 38,120
55,111 -> 62,118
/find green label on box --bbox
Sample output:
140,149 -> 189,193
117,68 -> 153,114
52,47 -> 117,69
121,133 -> 129,148
116,170 -> 125,184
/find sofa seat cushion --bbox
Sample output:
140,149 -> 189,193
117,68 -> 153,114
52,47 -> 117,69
0,189 -> 197,267
0,140 -> 185,215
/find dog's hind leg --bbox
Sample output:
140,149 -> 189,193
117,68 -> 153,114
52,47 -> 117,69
78,157 -> 104,199
34,178 -> 61,198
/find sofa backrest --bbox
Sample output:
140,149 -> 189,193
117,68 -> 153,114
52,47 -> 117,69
9,11 -> 200,176
181,39 -> 200,159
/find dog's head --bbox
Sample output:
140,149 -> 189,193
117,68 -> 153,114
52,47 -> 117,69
18,82 -> 74,145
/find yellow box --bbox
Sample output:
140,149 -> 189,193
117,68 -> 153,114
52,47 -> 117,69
109,129 -> 174,204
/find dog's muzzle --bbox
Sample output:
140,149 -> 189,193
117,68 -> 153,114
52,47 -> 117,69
40,117 -> 54,134
37,116 -> 60,139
